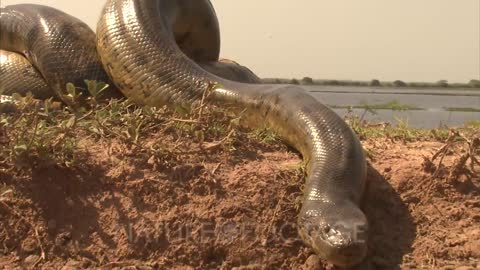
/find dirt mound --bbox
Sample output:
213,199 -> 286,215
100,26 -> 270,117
1,98 -> 479,269
362,137 -> 480,269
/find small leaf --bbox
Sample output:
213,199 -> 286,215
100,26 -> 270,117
66,83 -> 76,96
84,80 -> 96,95
96,82 -> 109,95
175,105 -> 189,116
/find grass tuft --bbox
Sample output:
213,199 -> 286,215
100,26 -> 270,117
0,81 -> 289,171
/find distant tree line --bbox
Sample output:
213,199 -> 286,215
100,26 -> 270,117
261,77 -> 480,89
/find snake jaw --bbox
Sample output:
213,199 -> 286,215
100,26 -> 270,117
299,204 -> 368,267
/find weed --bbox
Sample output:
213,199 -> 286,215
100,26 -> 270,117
249,128 -> 279,145
425,129 -> 480,182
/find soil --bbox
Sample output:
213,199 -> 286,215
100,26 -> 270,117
1,120 -> 479,269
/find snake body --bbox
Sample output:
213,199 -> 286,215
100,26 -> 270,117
0,0 -> 367,266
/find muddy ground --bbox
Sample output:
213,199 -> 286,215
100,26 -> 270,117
0,103 -> 479,269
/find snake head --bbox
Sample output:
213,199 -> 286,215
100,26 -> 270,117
298,200 -> 368,267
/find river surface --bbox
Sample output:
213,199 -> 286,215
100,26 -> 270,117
304,86 -> 480,128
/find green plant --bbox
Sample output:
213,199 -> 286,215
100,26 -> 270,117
359,100 -> 422,111
249,128 -> 279,144
465,120 -> 480,128
445,107 -> 480,113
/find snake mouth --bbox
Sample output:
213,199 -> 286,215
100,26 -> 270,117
298,207 -> 368,267
302,223 -> 368,267
317,228 -> 367,267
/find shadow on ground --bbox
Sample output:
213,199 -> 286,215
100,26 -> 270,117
349,163 -> 416,270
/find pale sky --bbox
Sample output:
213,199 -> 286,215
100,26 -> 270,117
2,0 -> 479,82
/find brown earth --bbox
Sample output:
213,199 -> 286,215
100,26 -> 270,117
0,114 -> 479,269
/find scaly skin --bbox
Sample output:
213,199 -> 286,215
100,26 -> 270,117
0,1 -> 368,266
0,50 -> 52,99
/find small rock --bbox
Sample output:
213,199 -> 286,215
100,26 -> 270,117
302,254 -> 323,270
23,255 -> 40,266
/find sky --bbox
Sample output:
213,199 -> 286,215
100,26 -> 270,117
1,0 -> 479,83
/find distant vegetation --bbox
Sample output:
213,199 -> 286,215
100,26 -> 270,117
445,107 -> 480,112
331,101 -> 480,113
331,100 -> 423,111
261,77 -> 480,89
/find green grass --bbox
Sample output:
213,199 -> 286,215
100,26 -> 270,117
346,115 -> 455,142
1,81 -> 477,170
331,100 -> 423,111
445,107 -> 480,112
0,80 -> 288,169
249,128 -> 280,145
359,101 -> 422,111
465,120 -> 480,128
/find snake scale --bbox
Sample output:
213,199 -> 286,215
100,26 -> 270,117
0,0 -> 368,266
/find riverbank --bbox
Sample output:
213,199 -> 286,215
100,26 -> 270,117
0,93 -> 479,269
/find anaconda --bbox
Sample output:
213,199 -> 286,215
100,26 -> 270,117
0,0 -> 368,266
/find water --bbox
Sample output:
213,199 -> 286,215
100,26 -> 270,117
332,108 -> 480,129
304,86 -> 480,128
